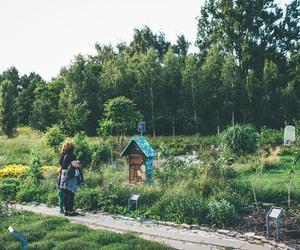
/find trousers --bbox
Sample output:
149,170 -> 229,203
64,189 -> 75,212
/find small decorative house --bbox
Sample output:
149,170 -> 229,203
121,136 -> 157,185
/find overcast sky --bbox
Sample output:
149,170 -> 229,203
0,0 -> 290,81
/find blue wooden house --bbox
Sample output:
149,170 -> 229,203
121,136 -> 157,185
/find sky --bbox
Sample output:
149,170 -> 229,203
0,0 -> 291,81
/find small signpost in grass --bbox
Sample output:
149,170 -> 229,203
8,226 -> 28,250
266,206 -> 284,240
128,194 -> 140,212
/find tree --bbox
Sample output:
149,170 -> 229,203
161,48 -> 184,136
102,96 -> 142,136
16,73 -> 45,125
60,55 -> 101,135
129,48 -> 161,136
130,26 -> 170,60
181,54 -> 200,132
200,46 -> 225,134
221,52 -> 242,126
60,102 -> 91,136
0,80 -> 17,137
30,79 -> 63,131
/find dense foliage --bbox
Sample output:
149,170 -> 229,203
0,0 -> 299,136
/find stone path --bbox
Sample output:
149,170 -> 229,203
15,204 -> 278,250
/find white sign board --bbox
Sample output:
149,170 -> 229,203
284,126 -> 295,146
131,194 -> 140,201
268,208 -> 282,219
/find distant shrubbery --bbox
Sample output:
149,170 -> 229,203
220,124 -> 258,155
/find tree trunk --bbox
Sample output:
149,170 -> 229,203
172,117 -> 175,137
150,80 -> 156,137
216,111 -> 220,135
191,76 -> 197,126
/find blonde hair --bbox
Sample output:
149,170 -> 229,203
60,141 -> 75,155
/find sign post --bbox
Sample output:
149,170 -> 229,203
266,206 -> 284,240
128,194 -> 140,212
8,226 -> 28,250
138,121 -> 146,136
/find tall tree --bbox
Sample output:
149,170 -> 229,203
162,48 -> 184,136
129,48 -> 161,136
200,46 -> 225,134
60,55 -> 101,135
16,73 -> 45,125
221,52 -> 242,126
30,79 -> 63,131
181,54 -> 200,132
0,80 -> 17,137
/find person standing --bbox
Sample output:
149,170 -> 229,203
59,142 -> 81,216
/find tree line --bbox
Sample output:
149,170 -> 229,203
0,0 -> 300,137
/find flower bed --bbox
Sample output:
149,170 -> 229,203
0,164 -> 59,180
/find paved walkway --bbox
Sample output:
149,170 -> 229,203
15,204 -> 276,250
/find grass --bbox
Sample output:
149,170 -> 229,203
0,212 -> 172,250
235,153 -> 300,206
0,127 -> 55,166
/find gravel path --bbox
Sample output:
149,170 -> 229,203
15,204 -> 281,250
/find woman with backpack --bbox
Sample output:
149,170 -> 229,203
58,142 -> 83,216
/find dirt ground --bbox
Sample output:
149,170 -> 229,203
226,207 -> 300,248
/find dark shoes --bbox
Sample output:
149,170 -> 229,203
64,211 -> 80,216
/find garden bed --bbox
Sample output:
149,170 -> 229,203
226,207 -> 300,248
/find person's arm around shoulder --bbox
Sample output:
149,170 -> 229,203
71,160 -> 81,168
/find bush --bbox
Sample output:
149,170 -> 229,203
258,127 -> 282,155
0,181 -> 19,200
74,131 -> 92,167
28,151 -> 43,184
44,125 -> 66,153
98,184 -> 131,214
46,191 -> 59,206
76,188 -> 100,210
91,142 -> 111,170
150,190 -> 208,224
16,181 -> 48,202
220,124 -> 258,155
207,199 -> 236,227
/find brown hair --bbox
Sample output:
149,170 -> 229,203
60,141 -> 75,155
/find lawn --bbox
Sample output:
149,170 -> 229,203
236,153 -> 300,205
0,212 -> 172,250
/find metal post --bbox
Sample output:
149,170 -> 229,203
8,226 -> 28,250
128,197 -> 131,212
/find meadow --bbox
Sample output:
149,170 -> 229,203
0,127 -> 299,232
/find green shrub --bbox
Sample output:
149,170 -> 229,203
258,127 -> 282,155
74,131 -> 92,167
220,124 -> 258,155
0,182 -> 19,200
44,125 -> 66,153
207,199 -> 236,227
150,190 -> 208,224
28,151 -> 43,184
76,188 -> 100,210
82,170 -> 103,188
46,191 -> 59,206
91,142 -> 111,170
98,184 -> 131,214
16,182 -> 47,202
